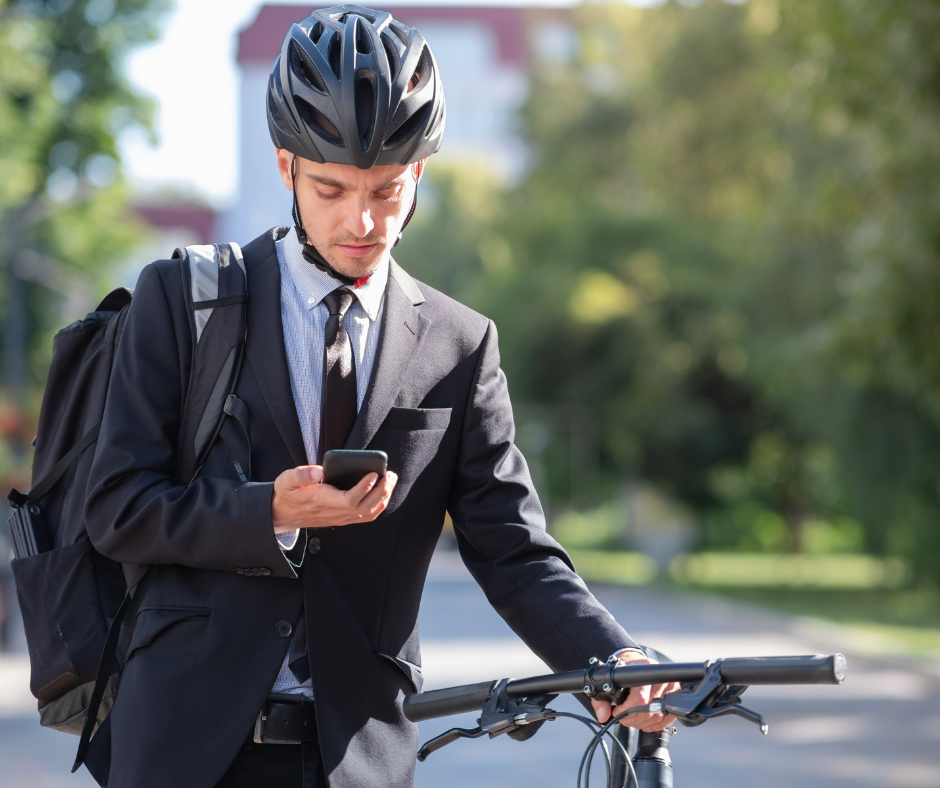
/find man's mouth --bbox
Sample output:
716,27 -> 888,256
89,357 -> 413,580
335,242 -> 378,257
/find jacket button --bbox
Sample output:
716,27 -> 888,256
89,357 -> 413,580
276,621 -> 293,638
260,567 -> 271,576
236,568 -> 245,575
308,537 -> 321,554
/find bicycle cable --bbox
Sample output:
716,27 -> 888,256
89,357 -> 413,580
536,708 -> 640,788
582,704 -> 657,788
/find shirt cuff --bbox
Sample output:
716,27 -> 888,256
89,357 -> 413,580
276,529 -> 300,551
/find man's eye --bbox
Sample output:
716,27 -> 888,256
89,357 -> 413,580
376,188 -> 401,200
317,190 -> 342,200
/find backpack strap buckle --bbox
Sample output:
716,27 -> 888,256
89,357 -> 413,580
7,488 -> 28,509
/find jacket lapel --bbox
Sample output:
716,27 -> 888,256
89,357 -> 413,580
347,260 -> 430,450
243,235 -> 308,468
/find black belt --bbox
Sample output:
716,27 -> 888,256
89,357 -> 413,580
253,695 -> 318,744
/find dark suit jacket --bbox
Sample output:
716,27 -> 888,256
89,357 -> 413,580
84,227 -> 636,788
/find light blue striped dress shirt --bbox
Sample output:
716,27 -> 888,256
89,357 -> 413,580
270,226 -> 388,698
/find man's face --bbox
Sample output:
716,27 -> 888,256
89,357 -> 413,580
276,150 -> 417,278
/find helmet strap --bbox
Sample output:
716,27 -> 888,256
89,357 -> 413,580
290,156 -> 308,246
394,159 -> 425,248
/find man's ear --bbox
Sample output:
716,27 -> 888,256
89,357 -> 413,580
276,149 -> 295,191
413,157 -> 427,184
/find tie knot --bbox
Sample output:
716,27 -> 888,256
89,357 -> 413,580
323,288 -> 355,317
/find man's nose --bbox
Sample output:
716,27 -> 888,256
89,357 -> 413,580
343,201 -> 374,238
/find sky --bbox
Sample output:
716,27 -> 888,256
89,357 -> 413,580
119,0 -> 608,208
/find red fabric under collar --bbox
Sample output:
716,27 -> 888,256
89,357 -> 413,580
353,276 -> 370,289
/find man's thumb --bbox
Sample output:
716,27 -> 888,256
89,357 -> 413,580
281,465 -> 323,489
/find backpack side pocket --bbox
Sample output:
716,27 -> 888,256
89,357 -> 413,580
11,540 -> 120,704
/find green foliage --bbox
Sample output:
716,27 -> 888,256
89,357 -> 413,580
0,0 -> 168,299
0,0 -> 167,484
397,0 -> 940,584
553,503 -> 624,551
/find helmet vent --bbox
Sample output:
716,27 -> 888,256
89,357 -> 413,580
355,75 -> 375,143
295,98 -> 343,145
388,20 -> 410,48
355,19 -> 373,55
327,34 -> 342,78
267,88 -> 290,134
307,21 -> 323,44
385,102 -> 430,149
290,41 -> 326,93
381,33 -> 401,79
426,101 -> 444,139
408,47 -> 431,94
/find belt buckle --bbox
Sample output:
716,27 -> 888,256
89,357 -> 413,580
253,707 -> 301,745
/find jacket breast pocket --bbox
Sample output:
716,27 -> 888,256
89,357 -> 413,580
383,407 -> 452,432
125,605 -> 210,664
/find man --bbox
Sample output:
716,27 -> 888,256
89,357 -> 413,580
84,6 -> 676,788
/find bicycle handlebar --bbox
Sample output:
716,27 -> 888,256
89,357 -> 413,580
403,653 -> 846,722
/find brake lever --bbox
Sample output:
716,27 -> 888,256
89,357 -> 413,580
691,701 -> 769,734
657,659 -> 768,734
417,678 -> 556,760
480,679 -> 554,737
417,725 -> 486,761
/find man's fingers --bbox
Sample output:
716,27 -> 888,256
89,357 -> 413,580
345,472 -> 379,507
590,698 -> 612,724
357,472 -> 398,515
610,684 -> 664,730
345,471 -> 398,516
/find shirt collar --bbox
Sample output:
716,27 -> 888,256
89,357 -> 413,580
279,226 -> 388,321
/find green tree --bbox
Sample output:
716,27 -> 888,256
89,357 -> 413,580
0,0 -> 167,484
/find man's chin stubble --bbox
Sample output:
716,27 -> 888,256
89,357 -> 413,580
325,243 -> 387,278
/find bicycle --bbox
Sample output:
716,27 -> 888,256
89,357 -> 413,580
403,651 -> 847,788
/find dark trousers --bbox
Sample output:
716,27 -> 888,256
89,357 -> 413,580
214,740 -> 326,788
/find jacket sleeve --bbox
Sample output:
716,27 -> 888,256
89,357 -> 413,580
447,320 -> 639,672
84,261 -> 296,578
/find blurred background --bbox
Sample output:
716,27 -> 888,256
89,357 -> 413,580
1,0 -> 940,785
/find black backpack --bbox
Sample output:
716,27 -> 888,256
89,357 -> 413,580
6,242 -> 249,769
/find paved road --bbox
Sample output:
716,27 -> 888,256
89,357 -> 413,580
2,549 -> 939,787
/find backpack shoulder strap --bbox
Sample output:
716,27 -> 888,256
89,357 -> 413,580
173,242 -> 249,484
73,565 -> 152,772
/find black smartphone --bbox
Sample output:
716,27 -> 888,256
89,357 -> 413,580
322,449 -> 388,491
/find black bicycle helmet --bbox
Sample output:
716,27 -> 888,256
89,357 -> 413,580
267,4 -> 446,169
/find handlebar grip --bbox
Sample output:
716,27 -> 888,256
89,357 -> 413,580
403,680 -> 496,722
720,654 -> 846,685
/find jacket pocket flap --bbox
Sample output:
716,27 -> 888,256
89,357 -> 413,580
127,606 -> 210,659
375,651 -> 423,694
383,407 -> 452,431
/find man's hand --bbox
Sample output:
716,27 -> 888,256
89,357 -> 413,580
271,465 -> 398,534
590,651 -> 682,732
